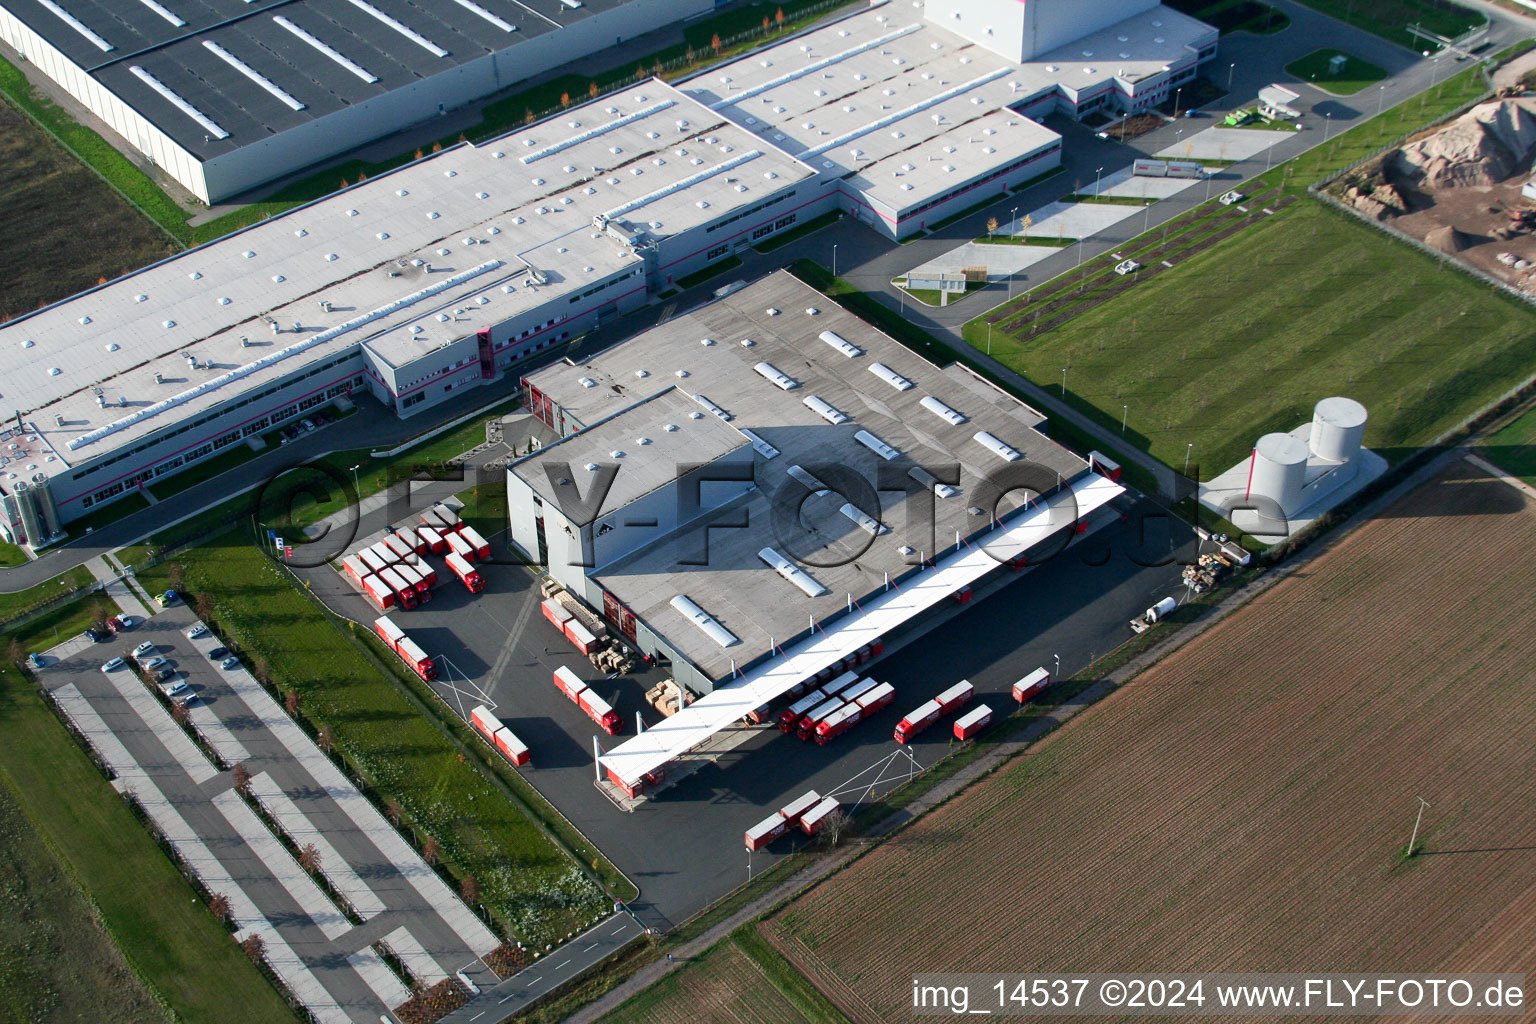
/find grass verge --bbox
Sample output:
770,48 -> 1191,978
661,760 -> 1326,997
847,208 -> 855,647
1285,49 -> 1389,95
675,255 -> 744,291
1291,0 -> 1484,50
753,210 -> 845,252
1481,403 -> 1536,486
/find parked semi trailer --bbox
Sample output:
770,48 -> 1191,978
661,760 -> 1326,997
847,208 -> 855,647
373,615 -> 436,680
470,705 -> 531,766
1012,667 -> 1052,703
552,666 -> 621,734
779,790 -> 821,827
800,795 -> 842,836
458,524 -> 492,560
953,704 -> 993,740
746,812 -> 787,851
360,574 -> 395,610
445,552 -> 484,593
895,679 -> 973,743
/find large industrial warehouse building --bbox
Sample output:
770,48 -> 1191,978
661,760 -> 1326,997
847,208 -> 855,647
0,0 -> 1209,542
509,272 -> 1125,792
0,0 -> 713,202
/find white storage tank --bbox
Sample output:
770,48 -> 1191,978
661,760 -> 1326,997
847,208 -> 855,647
1309,396 -> 1368,464
1249,432 -> 1309,514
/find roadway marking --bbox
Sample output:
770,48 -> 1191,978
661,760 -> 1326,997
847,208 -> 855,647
471,1013 -> 485,1021
554,959 -> 570,969
582,942 -> 598,951
610,926 -> 626,936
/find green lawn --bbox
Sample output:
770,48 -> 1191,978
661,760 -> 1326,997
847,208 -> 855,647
0,564 -> 98,628
1482,404 -> 1536,486
964,199 -> 1536,475
675,255 -> 744,291
134,537 -> 616,944
1293,0 -> 1485,50
0,540 -> 25,567
1165,0 -> 1290,34
64,491 -> 151,538
753,210 -> 844,253
0,608 -> 299,1023
1286,49 -> 1389,95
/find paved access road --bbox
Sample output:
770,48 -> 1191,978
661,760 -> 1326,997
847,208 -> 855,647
42,603 -> 500,1023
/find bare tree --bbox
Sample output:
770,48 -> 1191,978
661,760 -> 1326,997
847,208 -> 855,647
422,835 -> 441,866
7,638 -> 24,667
209,892 -> 232,925
384,796 -> 404,827
987,215 -> 998,239
231,762 -> 251,797
318,723 -> 335,754
240,934 -> 266,965
299,843 -> 322,875
819,810 -> 852,849
252,656 -> 272,687
170,701 -> 190,727
193,593 -> 214,623
461,873 -> 480,906
284,690 -> 301,717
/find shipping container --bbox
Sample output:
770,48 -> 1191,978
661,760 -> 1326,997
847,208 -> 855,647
396,526 -> 426,555
778,790 -> 822,826
342,554 -> 369,584
778,688 -> 828,732
935,680 -> 974,714
796,698 -> 843,740
397,637 -> 435,680
953,704 -> 993,740
856,682 -> 896,715
745,812 -> 788,851
553,665 -> 587,702
470,704 -> 500,740
360,574 -> 395,610
1012,667 -> 1051,704
493,726 -> 531,766
446,552 -> 484,593
541,597 -> 573,629
378,567 -> 417,609
814,702 -> 863,744
578,688 -> 622,735
458,524 -> 492,560
894,698 -> 942,744
564,617 -> 600,655
799,796 -> 841,836
446,530 -> 476,563
357,548 -> 389,575
418,525 -> 448,554
373,616 -> 406,652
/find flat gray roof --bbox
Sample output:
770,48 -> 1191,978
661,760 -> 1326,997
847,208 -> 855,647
0,82 -> 813,482
521,271 -> 1089,681
1,0 -> 648,156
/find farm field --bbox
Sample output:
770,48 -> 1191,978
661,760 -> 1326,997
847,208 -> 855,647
756,460 -> 1536,1023
0,94 -> 174,322
965,198 -> 1536,475
601,929 -> 848,1024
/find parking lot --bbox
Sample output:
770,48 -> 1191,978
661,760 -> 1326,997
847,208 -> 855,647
301,489 -> 1196,930
41,601 -> 501,1024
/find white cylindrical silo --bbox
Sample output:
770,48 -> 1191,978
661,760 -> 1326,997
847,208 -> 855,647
1309,396 -> 1367,464
13,481 -> 41,547
1249,432 -> 1309,515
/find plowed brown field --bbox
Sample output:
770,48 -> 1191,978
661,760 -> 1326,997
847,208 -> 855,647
762,461 -> 1536,1022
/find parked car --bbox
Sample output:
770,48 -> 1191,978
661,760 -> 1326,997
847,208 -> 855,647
84,627 -> 109,642
1219,190 -> 1244,206
100,657 -> 125,673
117,615 -> 138,630
157,590 -> 179,606
105,616 -> 123,634
186,624 -> 208,639
160,678 -> 189,698
1114,259 -> 1142,276
154,665 -> 178,683
172,691 -> 198,708
208,646 -> 229,660
141,656 -> 169,672
220,656 -> 240,670
133,640 -> 157,658
27,653 -> 44,669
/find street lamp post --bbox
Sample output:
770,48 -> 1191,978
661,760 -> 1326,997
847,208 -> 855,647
831,244 -> 838,279
1010,205 -> 1018,234
1173,86 -> 1183,119
1060,366 -> 1068,397
1093,165 -> 1103,198
1323,111 -> 1332,141
349,463 -> 361,500
1377,83 -> 1388,116
1184,442 -> 1194,476
1227,62 -> 1235,90
1053,652 -> 1060,678
1122,404 -> 1128,434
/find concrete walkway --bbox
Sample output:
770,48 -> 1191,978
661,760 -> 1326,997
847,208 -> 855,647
85,555 -> 152,620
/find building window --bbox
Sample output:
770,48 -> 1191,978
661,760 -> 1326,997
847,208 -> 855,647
706,244 -> 729,260
774,213 -> 797,230
403,392 -> 425,408
751,223 -> 774,240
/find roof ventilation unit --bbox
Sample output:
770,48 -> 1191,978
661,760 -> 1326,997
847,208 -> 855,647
786,464 -> 827,492
868,362 -> 913,391
670,594 -> 739,647
692,393 -> 732,421
840,503 -> 888,535
855,430 -> 900,461
819,330 -> 862,358
758,546 -> 828,597
803,395 -> 849,425
738,427 -> 779,459
753,361 -> 799,391
920,396 -> 967,425
974,430 -> 1023,462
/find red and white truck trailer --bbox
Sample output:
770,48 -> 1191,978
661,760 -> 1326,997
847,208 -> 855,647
384,533 -> 417,563
1012,667 -> 1051,704
396,526 -> 425,555
418,525 -> 447,554
564,617 -> 600,656
822,669 -> 861,698
342,554 -> 369,585
745,811 -> 788,851
953,704 -> 993,741
378,567 -> 417,610
856,681 -> 895,716
446,530 -> 476,563
458,524 -> 492,560
359,574 -> 396,610
799,795 -> 842,836
542,598 -> 572,630
937,680 -> 974,713
778,688 -> 828,732
894,680 -> 974,743
551,666 -> 621,734
814,702 -> 864,745
368,541 -> 399,569
395,562 -> 432,600
778,790 -> 822,827
445,552 -> 484,593
422,503 -> 462,532
357,548 -> 389,576
796,698 -> 844,741
373,616 -> 436,679
470,705 -> 531,766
